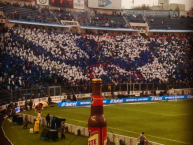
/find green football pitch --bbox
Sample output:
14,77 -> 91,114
3,99 -> 193,145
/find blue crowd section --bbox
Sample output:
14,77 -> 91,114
0,27 -> 193,90
0,50 -> 62,90
58,95 -> 193,107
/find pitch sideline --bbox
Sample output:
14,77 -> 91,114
50,114 -> 192,145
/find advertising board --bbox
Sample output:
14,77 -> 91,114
15,107 -> 20,113
49,0 -> 73,8
58,95 -> 192,107
125,10 -> 179,17
73,0 -> 84,9
88,0 -> 122,9
36,0 -> 49,5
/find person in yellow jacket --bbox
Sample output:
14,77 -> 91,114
37,112 -> 41,126
34,118 -> 40,133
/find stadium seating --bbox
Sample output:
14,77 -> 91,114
2,5 -> 57,23
148,17 -> 193,30
127,14 -> 145,23
1,2 -> 127,28
1,2 -> 193,30
0,26 -> 192,91
77,12 -> 127,28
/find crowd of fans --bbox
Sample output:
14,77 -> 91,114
0,2 -> 127,28
127,14 -> 145,23
1,2 -> 59,23
0,26 -> 192,91
1,1 -> 193,30
77,10 -> 127,28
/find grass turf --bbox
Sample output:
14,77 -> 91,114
3,118 -> 115,145
3,99 -> 193,145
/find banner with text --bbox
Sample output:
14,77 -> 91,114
73,0 -> 84,9
88,0 -> 122,9
36,0 -> 49,5
125,10 -> 179,17
58,95 -> 193,107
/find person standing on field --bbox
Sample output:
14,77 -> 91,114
46,113 -> 50,128
23,115 -> 28,129
29,99 -> 33,110
38,112 -> 41,126
137,132 -> 148,145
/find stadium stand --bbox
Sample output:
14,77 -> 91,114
148,17 -> 193,30
2,5 -> 58,23
0,26 -> 192,91
127,14 -> 145,23
1,2 -> 193,30
1,2 -> 127,28
78,13 -> 127,28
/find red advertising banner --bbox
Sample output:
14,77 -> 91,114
49,0 -> 73,8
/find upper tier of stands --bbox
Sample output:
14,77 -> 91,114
148,17 -> 193,30
1,2 -> 127,28
127,14 -> 145,23
77,12 -> 127,28
1,2 -> 193,30
3,5 -> 58,23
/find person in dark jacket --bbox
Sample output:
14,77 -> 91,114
50,116 -> 55,129
25,100 -> 28,111
14,102 -> 18,108
12,107 -> 16,116
48,97 -> 52,105
29,99 -> 33,110
23,115 -> 28,129
137,132 -> 147,145
46,113 -> 50,128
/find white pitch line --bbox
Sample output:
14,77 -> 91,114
1,117 -> 14,145
49,115 -> 192,145
108,127 -> 192,145
50,114 -> 87,124
147,134 -> 193,145
123,102 -> 158,105
110,106 -> 188,116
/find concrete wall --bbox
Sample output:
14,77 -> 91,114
130,22 -> 148,27
168,4 -> 185,11
151,3 -> 185,11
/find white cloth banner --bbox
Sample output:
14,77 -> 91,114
73,0 -> 84,9
36,0 -> 49,5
